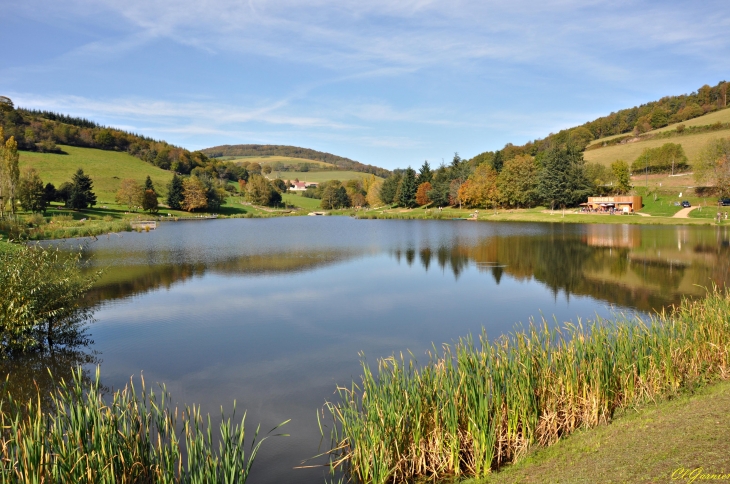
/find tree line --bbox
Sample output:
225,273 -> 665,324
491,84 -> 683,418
371,149 -> 631,211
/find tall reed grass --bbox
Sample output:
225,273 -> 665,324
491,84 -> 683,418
0,367 -> 287,483
325,288 -> 730,483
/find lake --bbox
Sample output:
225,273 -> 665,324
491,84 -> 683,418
9,217 -> 730,483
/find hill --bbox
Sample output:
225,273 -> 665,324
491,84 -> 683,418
468,80 -> 729,168
19,145 -> 174,203
201,144 -> 390,178
584,110 -> 730,167
0,103 -> 212,175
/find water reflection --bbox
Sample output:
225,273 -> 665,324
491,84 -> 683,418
72,219 -> 728,313
0,348 -> 102,411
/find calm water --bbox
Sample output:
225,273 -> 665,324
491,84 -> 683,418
10,218 -> 730,482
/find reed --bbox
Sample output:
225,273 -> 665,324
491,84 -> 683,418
325,288 -> 730,483
0,367 -> 288,483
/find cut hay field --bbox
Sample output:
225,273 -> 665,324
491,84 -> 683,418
19,145 -> 174,203
583,128 -> 730,167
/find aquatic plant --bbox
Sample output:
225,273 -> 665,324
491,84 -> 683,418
0,367 -> 287,483
325,288 -> 730,483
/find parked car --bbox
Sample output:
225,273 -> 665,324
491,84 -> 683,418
681,201 -> 691,208
719,198 -> 730,206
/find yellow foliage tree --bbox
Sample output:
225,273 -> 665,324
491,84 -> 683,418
115,179 -> 144,211
182,177 -> 208,212
367,179 -> 384,208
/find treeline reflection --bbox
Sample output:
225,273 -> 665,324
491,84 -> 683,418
84,225 -> 729,313
391,225 -> 730,312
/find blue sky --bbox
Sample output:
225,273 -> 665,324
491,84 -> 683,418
2,0 -> 729,169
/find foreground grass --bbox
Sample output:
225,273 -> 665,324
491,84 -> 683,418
326,289 -> 730,483
477,380 -> 730,483
0,367 -> 287,483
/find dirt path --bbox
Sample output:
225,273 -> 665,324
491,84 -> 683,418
673,206 -> 698,218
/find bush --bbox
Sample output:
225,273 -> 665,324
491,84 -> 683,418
0,246 -> 98,357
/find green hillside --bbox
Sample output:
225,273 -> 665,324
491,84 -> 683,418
583,128 -> 729,167
19,145 -> 174,203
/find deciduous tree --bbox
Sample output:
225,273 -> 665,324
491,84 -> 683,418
460,164 -> 499,208
497,155 -> 538,208
115,179 -> 144,211
142,189 -> 159,213
18,168 -> 46,213
416,182 -> 432,206
182,177 -> 208,212
611,160 -> 631,194
694,138 -> 730,197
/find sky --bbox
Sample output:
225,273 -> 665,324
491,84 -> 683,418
2,0 -> 729,170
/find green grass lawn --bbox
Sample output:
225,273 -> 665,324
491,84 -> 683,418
475,380 -> 730,484
19,145 -> 174,203
282,192 -> 322,210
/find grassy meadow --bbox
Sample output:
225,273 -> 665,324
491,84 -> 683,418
19,145 -> 174,203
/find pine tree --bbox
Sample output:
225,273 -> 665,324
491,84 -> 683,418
537,144 -> 590,210
144,175 -> 155,193
492,151 -> 504,172
397,167 -> 418,208
379,173 -> 402,205
68,168 -> 96,210
166,174 -> 184,210
418,161 -> 433,183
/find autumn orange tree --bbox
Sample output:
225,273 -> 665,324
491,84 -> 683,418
460,164 -> 499,208
415,182 -> 431,206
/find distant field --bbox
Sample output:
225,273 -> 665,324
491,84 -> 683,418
19,145 -> 173,203
230,155 -> 335,168
269,171 -> 377,183
587,107 -> 730,148
584,129 -> 730,167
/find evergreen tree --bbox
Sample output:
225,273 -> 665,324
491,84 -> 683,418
166,174 -> 184,210
537,144 -> 590,210
144,175 -> 155,192
379,172 -> 402,205
427,165 -> 451,207
418,161 -> 433,183
43,183 -> 57,206
68,168 -> 96,210
397,167 -> 418,208
491,151 -> 504,172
